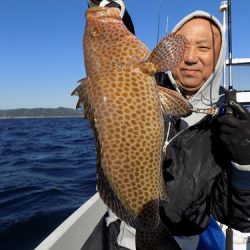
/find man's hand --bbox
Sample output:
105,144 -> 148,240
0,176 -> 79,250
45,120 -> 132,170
217,100 -> 250,165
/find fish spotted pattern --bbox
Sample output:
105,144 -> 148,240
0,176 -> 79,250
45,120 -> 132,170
73,6 -> 190,250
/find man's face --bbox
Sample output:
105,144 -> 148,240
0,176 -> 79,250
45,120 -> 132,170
171,18 -> 222,96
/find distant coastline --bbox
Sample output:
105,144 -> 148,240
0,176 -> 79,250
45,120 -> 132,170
0,107 -> 83,119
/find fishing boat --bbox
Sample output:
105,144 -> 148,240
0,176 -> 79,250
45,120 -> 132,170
35,1 -> 250,249
35,192 -> 106,250
35,88 -> 250,250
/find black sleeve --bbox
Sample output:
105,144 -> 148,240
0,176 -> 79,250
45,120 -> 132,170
162,112 -> 250,235
122,9 -> 135,35
209,115 -> 250,232
155,72 -> 175,89
211,168 -> 250,232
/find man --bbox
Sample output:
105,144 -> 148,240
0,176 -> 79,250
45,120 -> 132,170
158,10 -> 250,250
157,11 -> 250,250
84,1 -> 250,249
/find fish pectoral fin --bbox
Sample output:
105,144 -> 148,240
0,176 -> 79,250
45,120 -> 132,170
71,78 -> 92,119
157,85 -> 192,117
148,33 -> 188,73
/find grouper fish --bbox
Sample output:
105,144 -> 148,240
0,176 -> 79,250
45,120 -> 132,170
72,6 -> 191,250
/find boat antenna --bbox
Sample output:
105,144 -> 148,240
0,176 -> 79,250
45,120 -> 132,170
227,0 -> 233,89
219,1 -> 228,88
156,0 -> 162,43
165,16 -> 169,34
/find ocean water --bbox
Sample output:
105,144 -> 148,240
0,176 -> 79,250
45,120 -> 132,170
0,117 -> 97,250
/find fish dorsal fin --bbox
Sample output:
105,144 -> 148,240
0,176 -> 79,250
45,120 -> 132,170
71,78 -> 92,120
157,85 -> 192,117
147,33 -> 188,74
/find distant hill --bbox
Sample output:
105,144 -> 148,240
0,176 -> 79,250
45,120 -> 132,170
0,107 -> 83,119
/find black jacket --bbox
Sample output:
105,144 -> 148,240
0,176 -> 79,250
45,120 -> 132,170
158,73 -> 250,235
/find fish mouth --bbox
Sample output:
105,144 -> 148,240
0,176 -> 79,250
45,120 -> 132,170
87,6 -> 121,20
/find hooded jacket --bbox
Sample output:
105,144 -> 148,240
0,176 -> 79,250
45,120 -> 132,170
163,11 -> 225,129
161,11 -> 250,236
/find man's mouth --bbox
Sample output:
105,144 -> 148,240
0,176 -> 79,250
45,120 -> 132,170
181,68 -> 199,76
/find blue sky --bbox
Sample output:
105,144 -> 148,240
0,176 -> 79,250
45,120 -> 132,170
1,0 -> 250,109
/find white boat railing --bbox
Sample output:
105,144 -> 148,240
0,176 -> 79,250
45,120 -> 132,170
35,193 -> 107,250
226,58 -> 250,65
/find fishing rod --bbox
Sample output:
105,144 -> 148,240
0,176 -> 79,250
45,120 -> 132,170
156,0 -> 162,44
224,0 -> 237,103
227,0 -> 233,90
224,2 -> 234,250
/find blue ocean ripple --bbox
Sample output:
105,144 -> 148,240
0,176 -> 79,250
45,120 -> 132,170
0,117 -> 97,250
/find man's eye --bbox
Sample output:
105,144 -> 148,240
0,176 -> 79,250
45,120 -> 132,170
199,46 -> 210,51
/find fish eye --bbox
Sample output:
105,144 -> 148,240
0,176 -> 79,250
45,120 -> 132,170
89,27 -> 101,39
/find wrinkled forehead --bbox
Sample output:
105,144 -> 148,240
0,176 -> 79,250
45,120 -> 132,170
176,17 -> 222,42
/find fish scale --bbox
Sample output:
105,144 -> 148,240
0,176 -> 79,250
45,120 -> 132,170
96,70 -> 163,213
72,6 -> 191,250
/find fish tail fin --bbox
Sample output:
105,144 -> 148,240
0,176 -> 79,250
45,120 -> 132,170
157,85 -> 192,117
136,222 -> 181,250
148,33 -> 188,73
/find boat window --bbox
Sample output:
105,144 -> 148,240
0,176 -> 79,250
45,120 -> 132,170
225,64 -> 250,91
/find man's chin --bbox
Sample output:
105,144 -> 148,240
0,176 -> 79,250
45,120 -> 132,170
179,83 -> 200,91
177,83 -> 202,95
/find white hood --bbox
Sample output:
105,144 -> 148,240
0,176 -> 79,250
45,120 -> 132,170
167,11 -> 226,127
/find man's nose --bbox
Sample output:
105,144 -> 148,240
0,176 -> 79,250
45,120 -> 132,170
184,45 -> 198,64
